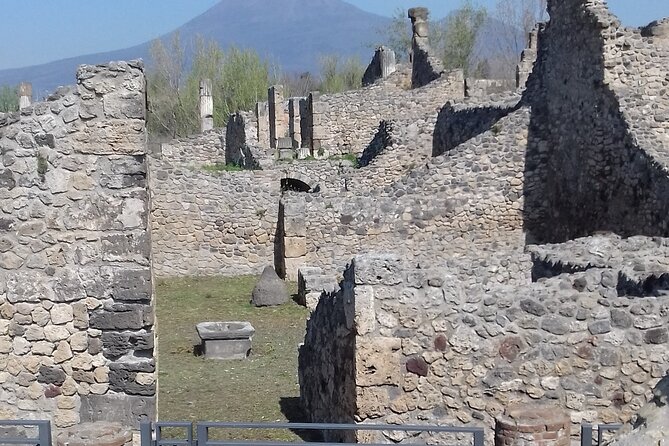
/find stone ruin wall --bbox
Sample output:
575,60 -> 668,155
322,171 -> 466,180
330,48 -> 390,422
150,144 -> 351,278
156,131 -> 225,167
524,0 -> 669,243
298,0 -> 669,443
299,254 -> 669,444
281,104 -> 531,280
310,71 -> 465,157
0,61 -> 155,429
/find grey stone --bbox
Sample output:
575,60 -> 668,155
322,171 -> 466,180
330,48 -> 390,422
251,266 -> 288,307
37,366 -> 66,386
588,319 -> 612,335
611,309 -> 633,328
80,394 -> 155,425
541,315 -> 570,335
90,304 -> 152,330
607,374 -> 669,445
520,299 -> 546,316
644,328 -> 668,345
102,331 -> 154,359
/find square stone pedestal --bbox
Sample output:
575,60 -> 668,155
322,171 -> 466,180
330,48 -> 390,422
196,321 -> 255,360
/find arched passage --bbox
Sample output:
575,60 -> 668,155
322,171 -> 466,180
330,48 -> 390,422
281,178 -> 312,192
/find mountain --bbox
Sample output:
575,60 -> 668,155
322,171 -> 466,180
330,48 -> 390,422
0,0 -> 391,97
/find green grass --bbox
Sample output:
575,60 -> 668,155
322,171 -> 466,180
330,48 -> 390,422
156,276 -> 308,440
201,162 -> 244,173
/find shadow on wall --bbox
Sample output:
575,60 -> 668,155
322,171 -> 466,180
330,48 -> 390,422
432,102 -> 520,157
274,200 -> 286,279
522,0 -> 669,244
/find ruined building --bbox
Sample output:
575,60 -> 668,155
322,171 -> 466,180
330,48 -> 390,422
0,0 -> 668,443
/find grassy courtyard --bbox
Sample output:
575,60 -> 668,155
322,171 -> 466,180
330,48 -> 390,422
155,275 -> 309,439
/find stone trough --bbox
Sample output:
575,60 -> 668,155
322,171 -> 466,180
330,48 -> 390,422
196,321 -> 255,360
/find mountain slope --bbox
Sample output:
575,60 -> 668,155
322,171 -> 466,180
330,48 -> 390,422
0,0 -> 390,97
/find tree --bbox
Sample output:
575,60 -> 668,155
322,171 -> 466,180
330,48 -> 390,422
440,1 -> 487,76
0,85 -> 19,113
318,55 -> 365,94
146,35 -> 271,138
381,9 -> 414,62
146,34 -> 195,137
487,0 -> 547,78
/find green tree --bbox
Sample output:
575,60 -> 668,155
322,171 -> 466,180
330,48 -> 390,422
0,85 -> 19,113
440,1 -> 487,76
318,55 -> 364,94
146,34 -> 195,137
147,35 -> 270,138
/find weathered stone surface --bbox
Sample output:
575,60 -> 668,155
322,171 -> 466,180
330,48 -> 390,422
607,374 -> 669,446
251,266 -> 288,307
55,421 -> 132,446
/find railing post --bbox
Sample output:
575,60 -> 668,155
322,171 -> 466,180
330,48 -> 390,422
473,428 -> 484,446
197,423 -> 209,446
140,422 -> 154,446
581,424 -> 592,446
37,420 -> 52,446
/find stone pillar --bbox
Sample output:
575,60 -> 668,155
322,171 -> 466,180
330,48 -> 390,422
288,97 -> 305,151
256,101 -> 270,147
199,79 -> 214,133
18,82 -> 32,109
307,92 -> 328,157
408,7 -> 430,61
282,201 -> 307,281
495,405 -> 570,446
516,25 -> 541,89
362,46 -> 397,87
268,85 -> 288,150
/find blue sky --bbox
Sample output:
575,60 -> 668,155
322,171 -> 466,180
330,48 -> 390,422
0,0 -> 667,70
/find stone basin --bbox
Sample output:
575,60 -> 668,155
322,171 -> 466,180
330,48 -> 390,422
196,321 -> 255,340
196,321 -> 255,360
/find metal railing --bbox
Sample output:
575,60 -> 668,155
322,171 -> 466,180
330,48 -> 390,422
580,423 -> 623,446
0,420 -> 52,446
139,421 -> 485,446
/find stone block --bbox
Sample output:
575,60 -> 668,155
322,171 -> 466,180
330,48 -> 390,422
101,331 -> 154,360
284,215 -> 306,237
284,237 -> 307,258
278,148 -> 295,160
80,393 -> 155,425
89,304 -> 152,330
55,421 -> 133,446
353,255 -> 403,286
108,361 -> 155,396
356,336 -> 401,387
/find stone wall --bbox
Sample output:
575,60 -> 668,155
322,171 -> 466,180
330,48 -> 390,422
310,72 -> 465,157
150,157 -> 350,279
149,161 -> 280,278
524,0 -> 669,243
281,106 -> 531,280
300,253 -> 669,444
157,131 -> 224,166
298,267 -> 356,442
0,61 -> 155,429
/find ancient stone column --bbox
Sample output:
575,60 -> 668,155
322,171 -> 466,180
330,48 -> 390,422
199,79 -> 214,133
18,82 -> 32,109
495,405 -> 570,446
362,46 -> 397,87
288,97 -> 305,150
255,101 -> 270,147
408,7 -> 430,57
268,85 -> 288,149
